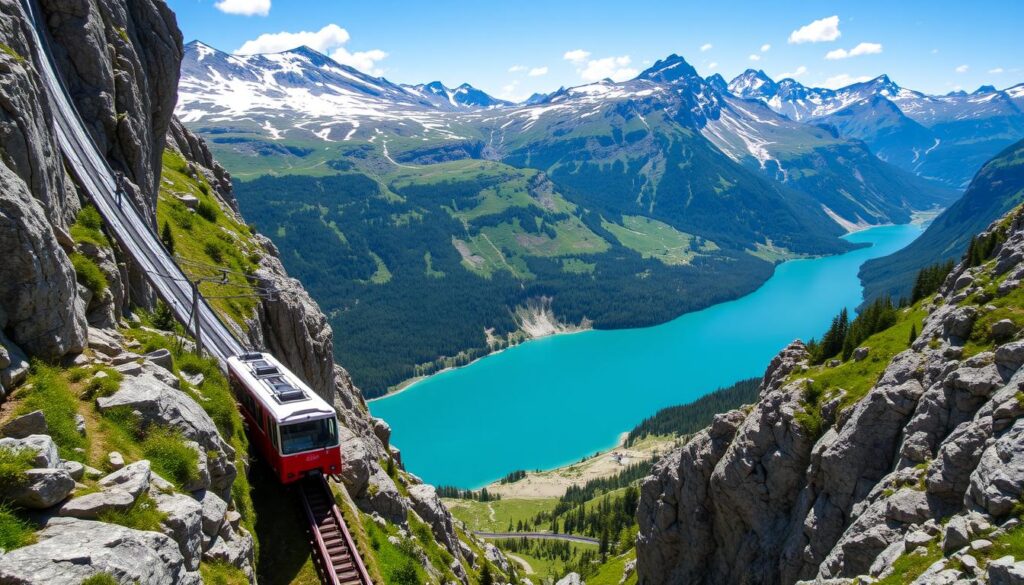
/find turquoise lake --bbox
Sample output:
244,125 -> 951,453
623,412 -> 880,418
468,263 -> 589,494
369,224 -> 924,488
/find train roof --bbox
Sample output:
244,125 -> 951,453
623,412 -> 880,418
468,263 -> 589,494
226,352 -> 337,424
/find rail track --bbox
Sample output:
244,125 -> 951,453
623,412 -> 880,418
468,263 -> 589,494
298,474 -> 373,585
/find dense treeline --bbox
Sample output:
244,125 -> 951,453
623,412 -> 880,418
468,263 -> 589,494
807,296 -> 899,364
235,171 -> 779,395
435,485 -> 500,501
500,470 -> 526,484
625,378 -> 761,446
911,260 -> 955,303
555,461 -> 652,515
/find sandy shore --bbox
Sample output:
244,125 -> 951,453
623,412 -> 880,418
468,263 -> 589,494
484,434 -> 678,499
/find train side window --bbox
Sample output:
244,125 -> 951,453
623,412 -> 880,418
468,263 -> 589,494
269,421 -> 280,452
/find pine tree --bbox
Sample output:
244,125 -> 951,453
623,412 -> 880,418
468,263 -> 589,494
480,563 -> 494,585
908,324 -> 918,345
160,221 -> 175,255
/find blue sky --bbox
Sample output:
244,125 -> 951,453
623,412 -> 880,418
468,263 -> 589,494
168,0 -> 1023,101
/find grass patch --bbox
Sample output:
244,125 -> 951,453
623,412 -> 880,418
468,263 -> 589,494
15,362 -> 88,461
0,448 -> 34,494
363,516 -> 429,585
586,551 -> 637,585
601,215 -> 711,266
0,42 -> 25,64
792,306 -> 927,411
0,504 -> 36,550
141,427 -> 200,490
70,252 -> 108,296
445,497 -> 558,533
157,149 -> 260,329
200,560 -> 250,585
80,574 -> 118,585
875,541 -> 943,585
97,493 -> 166,531
82,366 -> 123,400
69,205 -> 110,247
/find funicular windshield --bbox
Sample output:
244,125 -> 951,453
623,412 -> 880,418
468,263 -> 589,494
279,417 -> 339,455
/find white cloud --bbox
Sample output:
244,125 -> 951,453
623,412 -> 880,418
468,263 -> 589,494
700,43 -> 713,52
214,0 -> 270,16
563,49 -> 591,63
498,80 -> 526,102
955,64 -> 969,73
508,65 -> 527,73
749,54 -> 761,62
580,55 -> 637,82
235,24 -> 387,74
989,67 -> 1005,74
761,44 -> 772,52
528,66 -> 549,77
708,62 -> 719,70
330,48 -> 388,75
778,65 -> 808,79
822,73 -> 871,89
825,42 -> 883,60
788,15 -> 841,44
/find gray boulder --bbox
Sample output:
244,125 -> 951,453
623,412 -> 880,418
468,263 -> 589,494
202,521 -> 256,580
9,468 -> 75,508
484,542 -> 512,574
144,348 -> 174,372
989,555 -> 1024,585
992,319 -> 1018,340
58,488 -> 136,519
1,410 -> 48,438
98,460 -> 151,499
197,489 -> 228,545
556,573 -> 583,585
107,451 -> 125,470
62,460 -> 85,481
996,340 -> 1024,371
152,488 -> 203,571
0,518 -> 196,584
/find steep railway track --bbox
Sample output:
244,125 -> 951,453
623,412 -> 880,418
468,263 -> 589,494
22,1 -> 372,582
298,474 -> 373,585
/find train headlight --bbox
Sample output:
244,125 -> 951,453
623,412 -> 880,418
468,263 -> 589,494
330,465 -> 337,470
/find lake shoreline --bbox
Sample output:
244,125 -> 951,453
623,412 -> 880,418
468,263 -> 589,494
370,223 -> 927,488
368,326 -> 594,403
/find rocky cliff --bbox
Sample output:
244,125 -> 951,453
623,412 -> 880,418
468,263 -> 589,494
637,206 -> 1024,584
0,0 -> 491,582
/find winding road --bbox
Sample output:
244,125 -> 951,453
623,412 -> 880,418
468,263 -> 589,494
474,531 -> 601,545
22,0 -> 244,365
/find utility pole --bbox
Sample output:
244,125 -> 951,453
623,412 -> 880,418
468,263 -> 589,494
192,280 -> 202,357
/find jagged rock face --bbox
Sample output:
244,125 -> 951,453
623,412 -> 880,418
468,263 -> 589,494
36,0 -> 182,218
0,162 -> 87,358
636,209 -> 1024,584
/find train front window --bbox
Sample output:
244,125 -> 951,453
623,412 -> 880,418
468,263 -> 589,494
279,417 -> 338,455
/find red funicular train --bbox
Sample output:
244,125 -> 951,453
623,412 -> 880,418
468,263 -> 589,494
227,352 -> 342,483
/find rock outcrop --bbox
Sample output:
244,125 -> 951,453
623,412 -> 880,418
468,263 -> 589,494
637,207 -> 1024,584
0,517 -> 199,584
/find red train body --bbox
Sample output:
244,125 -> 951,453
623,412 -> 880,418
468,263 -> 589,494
227,352 -> 342,484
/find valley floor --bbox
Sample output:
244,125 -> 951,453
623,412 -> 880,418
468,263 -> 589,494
484,434 -> 674,499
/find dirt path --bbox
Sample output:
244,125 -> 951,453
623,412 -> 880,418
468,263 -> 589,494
506,553 -> 534,575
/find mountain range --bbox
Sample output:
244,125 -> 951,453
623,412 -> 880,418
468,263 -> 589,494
176,41 -> 1021,392
728,69 -> 1024,188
